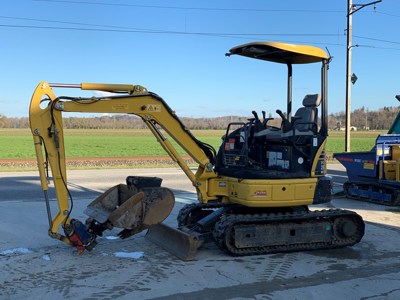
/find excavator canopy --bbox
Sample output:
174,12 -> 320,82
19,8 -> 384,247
228,41 -> 328,64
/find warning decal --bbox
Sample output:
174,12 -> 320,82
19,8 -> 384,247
145,104 -> 161,112
112,103 -> 129,111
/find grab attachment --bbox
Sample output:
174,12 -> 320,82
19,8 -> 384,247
84,176 -> 175,242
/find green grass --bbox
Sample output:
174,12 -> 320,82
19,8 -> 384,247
326,131 -> 382,153
0,130 -> 36,158
0,129 -> 224,159
0,128 -> 384,159
326,136 -> 376,153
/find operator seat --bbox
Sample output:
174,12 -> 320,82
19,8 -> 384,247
281,93 -> 321,137
254,93 -> 321,140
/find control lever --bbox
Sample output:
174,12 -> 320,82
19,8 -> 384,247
276,109 -> 286,121
276,109 -> 291,132
262,111 -> 274,127
252,110 -> 260,122
252,111 -> 263,132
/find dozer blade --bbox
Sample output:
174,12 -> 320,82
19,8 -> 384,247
84,184 -> 175,238
146,223 -> 204,261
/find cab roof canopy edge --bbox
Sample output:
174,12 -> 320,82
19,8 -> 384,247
227,41 -> 330,136
227,41 -> 328,64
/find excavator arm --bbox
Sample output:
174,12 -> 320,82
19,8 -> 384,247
29,81 -> 220,252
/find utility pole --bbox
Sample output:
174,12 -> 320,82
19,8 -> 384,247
345,0 -> 353,152
345,0 -> 382,152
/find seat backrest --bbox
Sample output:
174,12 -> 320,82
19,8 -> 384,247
293,94 -> 321,131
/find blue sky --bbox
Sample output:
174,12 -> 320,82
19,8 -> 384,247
1,0 -> 400,118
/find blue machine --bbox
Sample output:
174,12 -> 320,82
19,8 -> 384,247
334,134 -> 400,206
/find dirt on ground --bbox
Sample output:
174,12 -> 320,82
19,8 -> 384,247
0,156 -> 195,169
0,154 -> 337,170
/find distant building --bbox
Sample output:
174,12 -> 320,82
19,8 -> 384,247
335,121 -> 357,131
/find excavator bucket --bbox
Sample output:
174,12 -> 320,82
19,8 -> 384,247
84,177 -> 203,260
84,178 -> 175,238
146,223 -> 204,261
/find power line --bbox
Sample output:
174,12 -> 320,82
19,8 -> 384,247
2,22 -> 399,50
0,16 -> 340,38
376,11 -> 400,18
0,15 -> 155,31
354,35 -> 400,45
1,15 -> 400,50
0,15 -> 348,38
33,0 -> 344,13
0,23 -> 343,42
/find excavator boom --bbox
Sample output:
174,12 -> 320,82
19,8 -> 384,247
29,81 -> 218,252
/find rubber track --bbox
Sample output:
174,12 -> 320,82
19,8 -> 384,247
344,181 -> 400,206
213,209 -> 365,256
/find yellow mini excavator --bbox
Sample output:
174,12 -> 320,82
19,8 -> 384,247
29,42 -> 365,260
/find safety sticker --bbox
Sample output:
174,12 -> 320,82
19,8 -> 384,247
112,103 -> 129,110
145,104 -> 161,112
254,191 -> 267,197
363,163 -> 374,170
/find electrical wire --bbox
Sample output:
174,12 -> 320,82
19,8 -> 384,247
0,23 -> 339,39
0,15 -> 157,32
1,18 -> 399,50
354,35 -> 400,45
376,11 -> 400,18
34,0 -> 345,13
0,15 -> 348,40
2,6 -> 400,49
3,0 -> 400,50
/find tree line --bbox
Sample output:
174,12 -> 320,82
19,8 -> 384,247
1,105 -> 399,130
328,106 -> 400,131
0,114 -> 250,130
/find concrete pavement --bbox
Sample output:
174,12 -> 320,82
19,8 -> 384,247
1,166 -> 400,299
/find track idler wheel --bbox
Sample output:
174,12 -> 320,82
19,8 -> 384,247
333,217 -> 358,239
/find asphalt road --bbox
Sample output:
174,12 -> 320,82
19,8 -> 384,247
0,168 -> 197,203
1,165 -> 400,299
0,164 -> 349,203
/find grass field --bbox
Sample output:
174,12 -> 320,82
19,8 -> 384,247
0,128 -> 384,160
